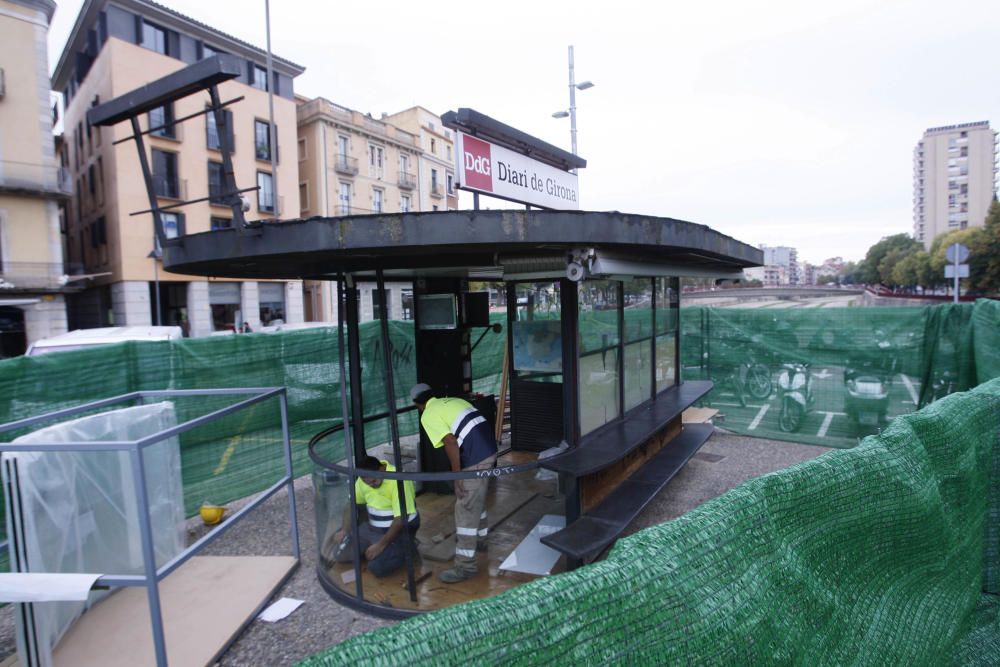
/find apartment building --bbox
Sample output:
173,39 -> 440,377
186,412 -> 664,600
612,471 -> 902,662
384,106 -> 459,212
0,0 -> 71,356
760,245 -> 799,285
297,99 -> 456,322
51,0 -> 306,335
913,121 -> 999,249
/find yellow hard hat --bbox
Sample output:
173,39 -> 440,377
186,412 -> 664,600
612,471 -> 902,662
199,503 -> 226,526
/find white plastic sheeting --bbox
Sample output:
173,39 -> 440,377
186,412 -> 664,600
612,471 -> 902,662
2,402 -> 185,667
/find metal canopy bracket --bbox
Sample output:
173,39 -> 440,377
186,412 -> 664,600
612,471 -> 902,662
87,55 -> 254,247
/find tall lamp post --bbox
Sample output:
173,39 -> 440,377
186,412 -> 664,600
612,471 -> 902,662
552,45 -> 594,170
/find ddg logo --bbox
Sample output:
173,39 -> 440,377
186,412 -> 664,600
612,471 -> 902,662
461,135 -> 493,192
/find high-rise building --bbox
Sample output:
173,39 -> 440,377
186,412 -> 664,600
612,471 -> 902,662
296,99 -> 456,322
760,245 -> 799,285
0,0 -> 71,356
913,121 -> 999,249
51,0 -> 306,335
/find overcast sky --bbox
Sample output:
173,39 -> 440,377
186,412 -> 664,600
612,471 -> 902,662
48,0 -> 999,265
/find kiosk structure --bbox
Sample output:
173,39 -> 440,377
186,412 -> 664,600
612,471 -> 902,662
85,58 -> 761,618
163,203 -> 761,616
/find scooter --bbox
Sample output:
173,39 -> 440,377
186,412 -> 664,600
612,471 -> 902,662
777,362 -> 813,432
844,330 -> 895,435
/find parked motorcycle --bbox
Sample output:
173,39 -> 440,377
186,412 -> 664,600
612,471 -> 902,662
777,362 -> 813,432
844,329 -> 895,435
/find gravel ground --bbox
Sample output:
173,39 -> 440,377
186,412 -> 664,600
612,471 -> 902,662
0,430 -> 829,666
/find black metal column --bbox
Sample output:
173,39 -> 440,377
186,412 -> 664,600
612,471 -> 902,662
335,276 -> 363,599
650,277 -> 657,398
344,278 -> 366,461
129,116 -> 163,326
374,270 -> 417,601
617,281 -> 625,417
559,278 -> 582,570
207,85 -> 248,229
671,277 -> 681,385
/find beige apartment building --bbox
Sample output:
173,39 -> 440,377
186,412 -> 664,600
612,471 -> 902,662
913,121 -> 999,249
0,0 -> 71,356
297,98 -> 456,322
52,0 -> 306,335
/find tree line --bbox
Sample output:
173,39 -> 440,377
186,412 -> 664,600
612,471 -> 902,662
835,200 -> 1000,295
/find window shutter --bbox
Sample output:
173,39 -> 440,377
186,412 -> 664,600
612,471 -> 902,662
134,15 -> 143,44
175,212 -> 186,237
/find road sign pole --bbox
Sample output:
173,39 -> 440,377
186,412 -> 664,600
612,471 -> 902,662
953,255 -> 959,304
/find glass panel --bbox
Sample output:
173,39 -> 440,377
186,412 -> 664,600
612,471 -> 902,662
656,334 -> 676,392
623,278 -> 653,343
512,282 -> 561,379
623,342 -> 651,411
655,277 -> 678,334
579,280 -> 620,434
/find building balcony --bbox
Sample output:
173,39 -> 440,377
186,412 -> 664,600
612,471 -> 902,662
334,155 -> 359,176
0,161 -> 72,199
398,171 -> 416,190
0,261 -> 83,291
429,183 -> 443,198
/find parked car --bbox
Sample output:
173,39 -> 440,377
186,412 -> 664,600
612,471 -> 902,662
26,326 -> 184,356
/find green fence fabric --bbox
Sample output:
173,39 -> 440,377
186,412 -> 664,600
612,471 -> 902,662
679,299 -> 1000,448
299,377 -> 1000,666
0,301 -> 997,571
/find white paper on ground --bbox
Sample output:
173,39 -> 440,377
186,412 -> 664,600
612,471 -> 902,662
0,573 -> 103,602
499,514 -> 566,576
258,597 -> 304,623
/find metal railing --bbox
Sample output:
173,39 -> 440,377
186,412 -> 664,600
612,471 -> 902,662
334,155 -> 359,176
429,183 -> 442,198
398,171 -> 416,189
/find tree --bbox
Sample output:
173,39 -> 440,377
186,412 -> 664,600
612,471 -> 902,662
891,250 -> 931,290
971,199 -> 1000,294
856,234 -> 921,285
929,226 -> 988,290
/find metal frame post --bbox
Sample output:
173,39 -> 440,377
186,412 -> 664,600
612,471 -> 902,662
559,278 -> 582,569
130,116 -> 164,325
650,277 -> 657,398
206,85 -> 248,229
374,269 -> 417,600
129,447 -> 169,667
617,280 -> 625,417
344,278 -> 366,461
335,276 -> 364,599
278,393 -> 301,560
671,277 -> 681,385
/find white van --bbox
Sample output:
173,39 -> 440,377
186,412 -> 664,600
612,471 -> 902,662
26,326 -> 184,356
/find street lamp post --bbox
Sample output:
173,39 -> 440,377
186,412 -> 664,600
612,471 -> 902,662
552,45 -> 593,170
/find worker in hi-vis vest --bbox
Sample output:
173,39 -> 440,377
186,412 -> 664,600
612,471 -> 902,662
329,454 -> 420,578
411,383 -> 497,583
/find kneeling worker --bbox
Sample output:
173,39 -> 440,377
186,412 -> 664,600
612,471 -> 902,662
331,455 -> 420,578
410,383 -> 497,583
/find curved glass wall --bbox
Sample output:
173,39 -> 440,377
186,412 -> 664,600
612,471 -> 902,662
311,426 -> 563,617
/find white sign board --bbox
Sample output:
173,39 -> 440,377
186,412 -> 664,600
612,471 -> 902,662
945,243 -> 970,264
944,264 -> 969,278
455,132 -> 579,210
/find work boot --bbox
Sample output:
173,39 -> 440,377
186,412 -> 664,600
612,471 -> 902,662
438,567 -> 476,583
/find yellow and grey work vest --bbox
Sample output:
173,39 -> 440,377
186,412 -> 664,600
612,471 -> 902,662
420,397 -> 497,468
354,461 -> 418,530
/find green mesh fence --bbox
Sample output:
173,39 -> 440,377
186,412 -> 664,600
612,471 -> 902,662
0,300 -> 997,573
299,377 -> 1000,666
679,300 -> 1000,448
